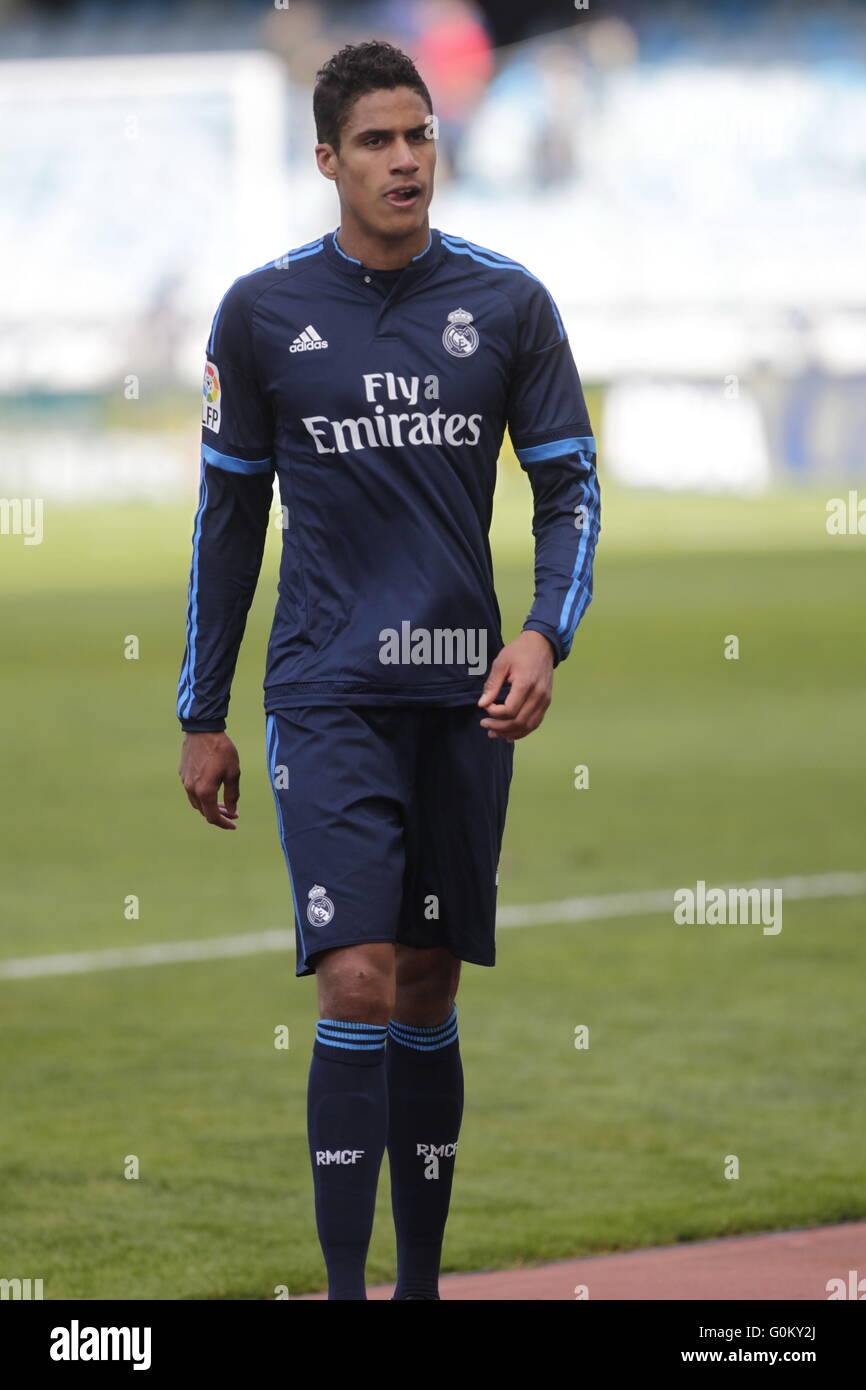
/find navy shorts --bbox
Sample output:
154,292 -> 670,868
264,705 -> 514,977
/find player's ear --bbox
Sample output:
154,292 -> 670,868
315,144 -> 338,180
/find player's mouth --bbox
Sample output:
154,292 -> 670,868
384,183 -> 422,209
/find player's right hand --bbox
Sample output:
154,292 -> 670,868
178,731 -> 241,830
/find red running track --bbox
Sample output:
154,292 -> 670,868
297,1222 -> 866,1300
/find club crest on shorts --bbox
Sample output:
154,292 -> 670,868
307,884 -> 334,926
442,307 -> 479,357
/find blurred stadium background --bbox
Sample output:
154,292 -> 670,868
1,0 -> 864,1299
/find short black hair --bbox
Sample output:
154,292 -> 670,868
313,40 -> 433,154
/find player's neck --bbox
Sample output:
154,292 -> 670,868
334,215 -> 431,270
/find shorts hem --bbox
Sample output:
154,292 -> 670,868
296,934 -> 397,977
295,935 -> 495,976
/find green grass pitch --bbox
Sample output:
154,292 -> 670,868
0,465 -> 863,1298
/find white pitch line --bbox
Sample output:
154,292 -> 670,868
0,930 -> 294,980
494,871 -> 866,927
1,871 -> 864,981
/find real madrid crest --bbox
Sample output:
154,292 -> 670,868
442,307 -> 479,357
307,884 -> 335,926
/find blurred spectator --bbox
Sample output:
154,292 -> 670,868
411,0 -> 494,175
530,39 -> 590,188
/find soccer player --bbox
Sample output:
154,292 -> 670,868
177,40 -> 600,1301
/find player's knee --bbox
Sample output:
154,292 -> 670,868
393,953 -> 460,1025
315,943 -> 396,1023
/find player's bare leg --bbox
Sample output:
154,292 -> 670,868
392,944 -> 460,1025
315,941 -> 396,1023
387,945 -> 463,1300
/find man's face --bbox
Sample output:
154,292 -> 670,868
316,86 -> 436,240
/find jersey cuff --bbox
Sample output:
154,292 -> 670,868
180,717 -> 227,734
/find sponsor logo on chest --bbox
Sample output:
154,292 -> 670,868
301,372 -> 483,455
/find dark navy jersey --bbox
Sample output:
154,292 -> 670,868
177,226 -> 600,732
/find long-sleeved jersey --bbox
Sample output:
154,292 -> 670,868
177,226 -> 600,732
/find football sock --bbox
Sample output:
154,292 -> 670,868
307,1019 -> 389,1300
386,1004 -> 463,1299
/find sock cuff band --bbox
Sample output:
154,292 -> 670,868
316,1019 -> 388,1051
387,1004 -> 458,1051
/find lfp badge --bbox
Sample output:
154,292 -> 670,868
202,361 -> 221,432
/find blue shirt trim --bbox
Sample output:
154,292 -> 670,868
177,463 -> 208,717
201,443 -> 273,475
332,229 -> 362,264
516,434 -> 595,465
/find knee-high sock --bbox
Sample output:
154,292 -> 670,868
307,1019 -> 389,1300
386,1005 -> 463,1299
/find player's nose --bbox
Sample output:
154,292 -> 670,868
391,138 -> 421,171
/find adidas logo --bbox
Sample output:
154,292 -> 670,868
289,324 -> 329,353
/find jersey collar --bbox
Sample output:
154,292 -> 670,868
322,225 -> 445,281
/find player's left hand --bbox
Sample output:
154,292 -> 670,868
477,630 -> 555,740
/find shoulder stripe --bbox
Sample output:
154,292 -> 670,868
207,240 -> 324,353
440,235 -> 565,341
280,237 -> 325,266
441,233 -> 522,268
288,235 -> 325,257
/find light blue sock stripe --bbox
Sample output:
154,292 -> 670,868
316,1019 -> 388,1051
388,1021 -> 458,1043
388,1005 -> 457,1036
316,1028 -> 386,1039
387,1006 -> 458,1050
388,1020 -> 458,1039
318,1019 -> 389,1032
387,1029 -> 458,1052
